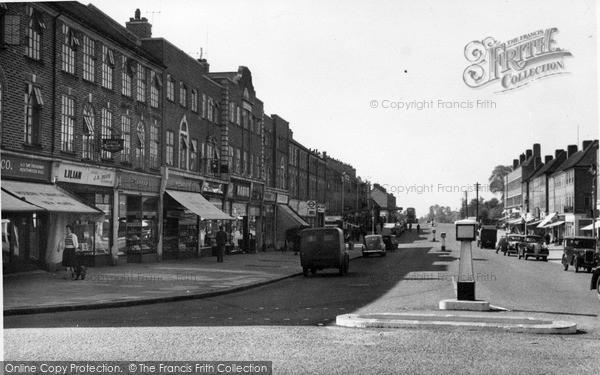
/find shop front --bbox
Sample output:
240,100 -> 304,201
201,180 -> 228,251
163,173 -> 233,259
263,190 -> 277,251
117,171 -> 161,263
231,178 -> 252,252
250,183 -> 264,252
276,194 -> 310,252
54,161 -> 116,267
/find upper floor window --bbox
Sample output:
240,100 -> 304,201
150,71 -> 161,108
24,83 -> 43,146
3,14 -> 21,45
101,107 -> 112,159
165,131 -> 174,166
26,7 -> 45,60
121,57 -> 133,97
149,119 -> 159,168
190,139 -> 198,172
179,120 -> 189,170
101,45 -> 115,89
121,114 -> 131,163
82,103 -> 95,160
166,74 -> 175,101
207,98 -> 213,121
179,82 -> 187,107
136,120 -> 146,168
136,63 -> 146,102
60,95 -> 75,152
82,36 -> 95,82
191,89 -> 198,112
202,94 -> 207,118
61,24 -> 78,74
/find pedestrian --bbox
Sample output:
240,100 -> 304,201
59,224 -> 79,280
416,223 -> 420,233
215,225 -> 228,263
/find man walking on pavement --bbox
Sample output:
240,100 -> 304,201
216,226 -> 228,263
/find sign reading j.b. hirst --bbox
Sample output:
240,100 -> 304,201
463,28 -> 572,91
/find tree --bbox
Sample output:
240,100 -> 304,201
488,165 -> 513,200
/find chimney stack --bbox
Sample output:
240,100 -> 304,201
125,9 -> 152,39
544,155 -> 553,164
555,149 -> 564,158
323,151 -> 327,160
519,153 -> 525,164
582,139 -> 593,150
533,143 -> 541,157
567,145 -> 578,158
526,149 -> 533,159
197,58 -> 210,73
534,156 -> 541,169
513,159 -> 519,169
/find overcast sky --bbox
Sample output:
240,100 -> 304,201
89,0 -> 598,217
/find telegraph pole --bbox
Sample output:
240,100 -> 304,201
475,182 -> 479,222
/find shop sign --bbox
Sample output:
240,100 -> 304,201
203,181 -> 224,194
118,172 -> 160,192
297,201 -> 308,216
264,191 -> 277,202
56,162 -> 115,187
317,204 -> 326,213
102,138 -> 124,152
307,208 -> 317,217
236,184 -> 251,198
1,154 -> 51,181
167,174 -> 201,192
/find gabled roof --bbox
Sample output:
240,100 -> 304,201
554,140 -> 598,174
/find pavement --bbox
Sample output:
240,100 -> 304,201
2,232 -> 577,334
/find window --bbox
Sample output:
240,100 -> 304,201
166,74 -> 175,101
179,120 -> 188,170
136,63 -> 146,102
82,103 -> 95,159
190,139 -> 198,172
60,95 -> 75,151
179,82 -> 187,107
202,94 -> 207,118
229,102 -> 235,122
207,98 -> 213,121
26,7 -> 44,60
61,24 -> 78,74
242,109 -> 249,130
235,148 -> 241,174
82,36 -> 95,82
243,151 -> 248,175
121,57 -> 134,97
150,71 -> 161,108
236,107 -> 241,126
101,107 -> 112,159
249,154 -> 254,178
165,131 -> 174,166
191,89 -> 198,112
121,115 -> 131,163
24,83 -> 43,145
3,14 -> 21,45
149,119 -> 159,168
136,120 -> 146,168
101,45 -> 115,89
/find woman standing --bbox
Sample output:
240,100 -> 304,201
59,225 -> 79,279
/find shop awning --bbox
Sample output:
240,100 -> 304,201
507,217 -> 524,225
546,221 -> 565,228
1,180 -> 102,214
526,219 -> 542,227
537,213 -> 557,228
166,189 -> 233,220
581,220 -> 600,231
278,204 -> 310,227
1,190 -> 44,211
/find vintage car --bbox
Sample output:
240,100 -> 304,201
363,234 -> 386,258
477,225 -> 498,249
299,227 -> 349,276
562,236 -> 598,273
517,235 -> 549,261
504,234 -> 523,256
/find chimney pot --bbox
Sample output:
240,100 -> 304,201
513,159 -> 519,169
544,155 -> 553,163
526,149 -> 532,159
519,153 -> 525,164
555,149 -> 564,158
567,145 -> 578,158
583,140 -> 593,150
533,143 -> 541,157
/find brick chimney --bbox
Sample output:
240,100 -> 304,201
126,9 -> 152,39
323,151 -> 328,160
513,159 -> 519,169
534,156 -> 541,169
567,145 -> 578,158
582,139 -> 593,150
197,58 -> 210,74
526,149 -> 532,159
533,143 -> 541,157
555,149 -> 564,158
544,155 -> 553,164
519,153 -> 525,164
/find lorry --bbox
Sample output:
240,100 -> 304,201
477,225 -> 497,249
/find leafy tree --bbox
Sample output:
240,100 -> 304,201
488,165 -> 513,200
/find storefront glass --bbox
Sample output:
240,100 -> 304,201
118,194 -> 158,262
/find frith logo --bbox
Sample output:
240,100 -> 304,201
463,28 -> 572,92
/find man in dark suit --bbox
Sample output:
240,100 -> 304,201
216,226 -> 228,263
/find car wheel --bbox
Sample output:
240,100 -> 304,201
574,258 -> 579,273
536,256 -> 539,261
543,257 -> 548,262
339,263 -> 345,275
311,268 -> 317,275
562,255 -> 568,271
363,252 -> 368,258
525,255 -> 528,260
303,267 -> 309,277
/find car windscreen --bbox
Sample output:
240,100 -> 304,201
572,239 -> 596,248
365,237 -> 382,248
508,236 -> 521,241
526,237 -> 543,243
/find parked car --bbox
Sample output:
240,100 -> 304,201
590,268 -> 600,302
505,234 -> 523,256
299,227 -> 349,276
517,235 -> 549,261
363,234 -> 386,258
562,236 -> 598,273
477,225 -> 498,249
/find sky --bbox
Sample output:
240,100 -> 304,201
86,0 -> 598,217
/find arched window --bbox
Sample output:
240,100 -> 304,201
82,103 -> 95,159
179,117 -> 189,170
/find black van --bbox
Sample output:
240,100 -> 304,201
299,227 -> 349,276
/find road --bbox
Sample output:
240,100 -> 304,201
4,223 -> 600,374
